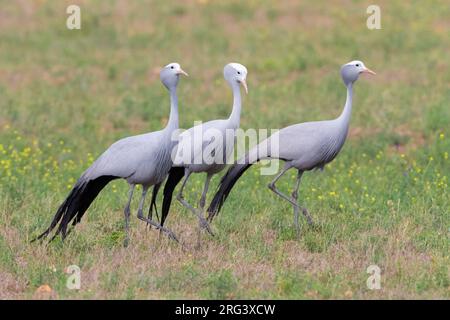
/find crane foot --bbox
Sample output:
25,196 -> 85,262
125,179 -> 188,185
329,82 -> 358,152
198,216 -> 215,236
302,208 -> 314,226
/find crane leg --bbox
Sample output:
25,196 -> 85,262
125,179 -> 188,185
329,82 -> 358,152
198,173 -> 212,209
136,186 -> 180,244
176,169 -> 214,238
292,171 -> 314,226
123,184 -> 135,247
291,170 -> 314,234
196,173 -> 215,247
292,171 -> 302,238
147,183 -> 161,230
268,165 -> 314,237
137,185 -> 149,221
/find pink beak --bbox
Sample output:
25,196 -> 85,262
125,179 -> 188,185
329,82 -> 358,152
362,67 -> 376,75
239,79 -> 248,94
176,68 -> 189,77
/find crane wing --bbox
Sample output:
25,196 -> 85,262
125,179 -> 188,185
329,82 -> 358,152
82,130 -> 165,180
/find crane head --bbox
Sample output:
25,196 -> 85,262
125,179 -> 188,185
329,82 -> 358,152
341,60 -> 375,86
160,62 -> 188,90
224,63 -> 248,94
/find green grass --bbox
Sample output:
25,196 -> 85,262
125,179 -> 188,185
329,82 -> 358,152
0,0 -> 449,299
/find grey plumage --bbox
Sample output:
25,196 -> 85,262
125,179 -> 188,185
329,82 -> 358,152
32,63 -> 188,244
207,60 -> 375,236
159,63 -> 248,245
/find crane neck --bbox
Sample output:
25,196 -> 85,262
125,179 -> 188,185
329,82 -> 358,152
165,87 -> 179,133
337,83 -> 353,126
228,81 -> 242,127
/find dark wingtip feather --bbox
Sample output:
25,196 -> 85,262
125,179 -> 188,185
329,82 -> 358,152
30,182 -> 84,243
31,175 -> 117,243
207,163 -> 252,221
161,167 -> 185,226
148,182 -> 161,222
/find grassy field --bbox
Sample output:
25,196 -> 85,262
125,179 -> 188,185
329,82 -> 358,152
0,0 -> 449,299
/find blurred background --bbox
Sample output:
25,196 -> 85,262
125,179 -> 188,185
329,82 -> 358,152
0,0 -> 448,299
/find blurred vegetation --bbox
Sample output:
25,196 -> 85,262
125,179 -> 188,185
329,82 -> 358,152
0,0 -> 448,299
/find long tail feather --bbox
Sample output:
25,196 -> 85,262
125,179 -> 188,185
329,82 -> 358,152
161,167 -> 185,226
31,184 -> 83,242
207,134 -> 285,220
206,163 -> 252,220
148,182 -> 161,222
32,175 -> 118,242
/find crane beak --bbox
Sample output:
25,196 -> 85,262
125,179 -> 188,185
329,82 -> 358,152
176,68 -> 189,77
362,68 -> 376,75
239,79 -> 248,94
